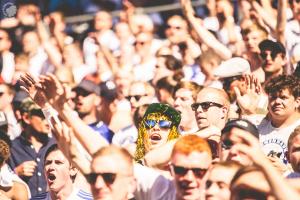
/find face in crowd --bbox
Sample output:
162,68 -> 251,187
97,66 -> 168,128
192,88 -> 229,130
220,127 -> 253,166
170,135 -> 212,200
72,88 -> 99,117
89,146 -> 136,200
44,146 -> 77,193
205,162 -> 241,200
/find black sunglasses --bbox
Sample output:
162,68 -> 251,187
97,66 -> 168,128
85,172 -> 117,185
260,52 -> 279,60
191,102 -> 223,112
144,119 -> 172,129
234,188 -> 268,200
0,92 -> 4,97
125,95 -> 145,101
171,164 -> 208,178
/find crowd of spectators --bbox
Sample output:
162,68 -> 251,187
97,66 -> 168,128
0,0 -> 300,199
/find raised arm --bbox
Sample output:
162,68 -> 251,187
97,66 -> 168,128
39,74 -> 109,155
180,0 -> 232,60
276,0 -> 287,45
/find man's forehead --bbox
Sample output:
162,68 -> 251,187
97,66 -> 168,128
197,90 -> 224,103
46,150 -> 67,161
92,154 -> 130,172
172,151 -> 212,167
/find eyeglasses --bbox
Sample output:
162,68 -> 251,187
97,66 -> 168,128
166,25 -> 182,30
260,52 -> 279,60
125,95 -> 145,101
221,139 -> 234,150
85,172 -> 117,185
144,119 -> 172,129
191,102 -> 223,112
171,164 -> 208,178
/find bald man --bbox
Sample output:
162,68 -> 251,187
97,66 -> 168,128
192,87 -> 230,130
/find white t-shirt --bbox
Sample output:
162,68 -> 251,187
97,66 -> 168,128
134,164 -> 175,200
258,118 -> 300,164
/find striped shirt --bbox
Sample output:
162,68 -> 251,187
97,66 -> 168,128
31,188 -> 93,200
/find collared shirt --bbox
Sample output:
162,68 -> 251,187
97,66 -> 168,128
30,188 -> 93,200
8,133 -> 56,197
89,121 -> 114,143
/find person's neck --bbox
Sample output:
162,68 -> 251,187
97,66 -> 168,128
271,112 -> 300,128
79,110 -> 98,125
50,184 -> 74,200
265,68 -> 283,82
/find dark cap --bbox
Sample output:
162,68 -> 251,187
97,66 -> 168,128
144,103 -> 181,127
259,39 -> 286,55
20,98 -> 43,117
13,90 -> 29,104
73,79 -> 101,96
99,81 -> 117,101
222,119 -> 259,138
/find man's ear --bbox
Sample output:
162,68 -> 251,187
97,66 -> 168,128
221,106 -> 229,119
22,113 -> 31,125
126,177 -> 137,199
69,166 -> 78,179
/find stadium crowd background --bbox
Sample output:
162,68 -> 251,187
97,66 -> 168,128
0,0 -> 300,199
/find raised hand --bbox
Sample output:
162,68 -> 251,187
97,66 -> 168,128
39,74 -> 67,110
19,73 -> 47,108
234,74 -> 264,115
14,160 -> 37,177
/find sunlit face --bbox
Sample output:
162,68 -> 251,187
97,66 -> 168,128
165,17 -> 188,44
73,88 -> 98,116
127,82 -> 152,113
22,31 -> 40,53
0,84 -> 13,111
244,30 -> 265,53
174,88 -> 196,126
0,30 -> 11,52
170,151 -> 212,200
261,50 -> 285,74
291,0 -> 300,23
288,134 -> 300,172
144,114 -> 172,151
94,11 -> 112,31
220,128 -> 253,166
44,150 -> 75,192
91,154 -> 135,200
195,90 -> 227,130
205,166 -> 237,200
268,89 -> 300,121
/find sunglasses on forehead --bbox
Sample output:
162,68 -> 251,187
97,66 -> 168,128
85,172 -> 117,185
170,164 -> 208,178
191,102 -> 223,112
144,119 -> 172,129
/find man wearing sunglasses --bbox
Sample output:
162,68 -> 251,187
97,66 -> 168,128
170,135 -> 212,200
258,39 -> 286,83
72,79 -> 114,143
87,145 -> 137,200
192,87 -> 230,140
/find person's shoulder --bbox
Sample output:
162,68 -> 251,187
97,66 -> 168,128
73,188 -> 93,200
30,192 -> 49,200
